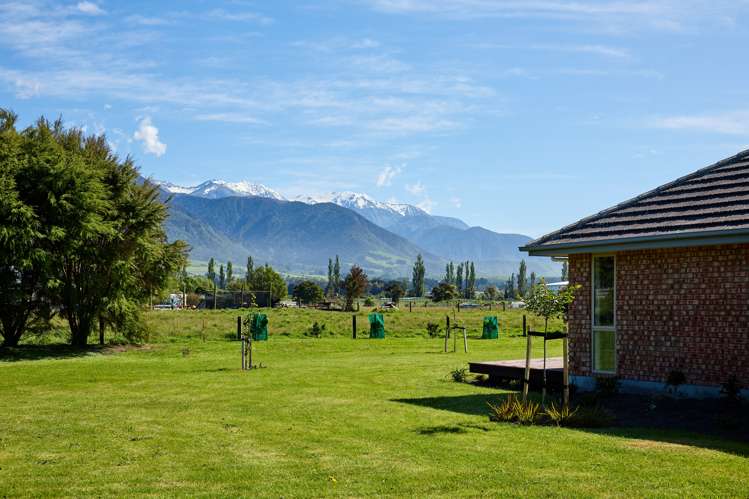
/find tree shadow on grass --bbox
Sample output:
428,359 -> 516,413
392,393 -> 500,417
0,344 -> 118,362
393,393 -> 749,457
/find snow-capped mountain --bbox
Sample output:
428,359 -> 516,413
155,179 -> 286,201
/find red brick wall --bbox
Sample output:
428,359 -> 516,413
568,245 -> 749,387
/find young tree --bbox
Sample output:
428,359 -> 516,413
517,259 -> 528,297
343,265 -> 368,311
411,254 -> 426,297
525,282 -> 581,333
207,257 -> 216,285
219,264 -> 226,289
385,280 -> 406,305
456,263 -> 464,293
431,282 -> 459,302
245,256 -> 254,285
226,261 -> 233,286
292,280 -> 324,305
530,271 -> 537,290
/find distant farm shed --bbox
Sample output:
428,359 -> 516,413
522,149 -> 749,397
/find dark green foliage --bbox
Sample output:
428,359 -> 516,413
426,322 -> 441,338
483,285 -> 499,301
561,261 -> 568,281
248,264 -> 287,306
0,112 -> 187,347
363,296 -> 375,307
450,366 -> 469,383
207,258 -> 216,285
385,280 -> 405,305
411,254 -> 425,297
226,261 -> 233,286
292,280 -> 324,305
431,281 -> 459,302
219,264 -> 225,289
245,256 -> 254,285
305,321 -> 326,338
517,259 -> 528,297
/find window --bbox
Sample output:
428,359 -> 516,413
592,255 -> 616,373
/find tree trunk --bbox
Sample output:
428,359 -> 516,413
98,315 -> 105,346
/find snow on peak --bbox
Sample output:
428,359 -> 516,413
155,179 -> 286,201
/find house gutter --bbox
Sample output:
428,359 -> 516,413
520,227 -> 749,256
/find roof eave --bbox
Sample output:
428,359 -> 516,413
521,228 -> 749,256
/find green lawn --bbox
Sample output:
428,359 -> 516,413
1,310 -> 748,497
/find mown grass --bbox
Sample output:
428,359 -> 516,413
1,310 -> 748,497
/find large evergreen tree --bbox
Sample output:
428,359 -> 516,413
226,261 -> 233,286
456,263 -> 464,293
0,113 -> 187,347
411,254 -> 425,297
561,261 -> 568,281
326,258 -> 334,297
219,264 -> 225,289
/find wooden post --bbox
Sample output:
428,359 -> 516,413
522,333 -> 532,402
542,335 -> 547,407
457,302 -> 461,312
213,283 -> 217,310
502,301 -> 506,312
241,334 -> 245,370
444,315 -> 450,352
248,333 -> 253,369
352,315 -> 357,339
409,301 -> 412,312
237,316 -> 242,340
563,335 -> 570,407
522,315 -> 527,337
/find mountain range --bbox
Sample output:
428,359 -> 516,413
155,179 -> 559,278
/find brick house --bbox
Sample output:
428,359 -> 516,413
522,150 -> 749,397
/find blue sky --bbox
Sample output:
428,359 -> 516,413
2,0 -> 749,237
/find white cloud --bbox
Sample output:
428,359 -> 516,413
195,113 -> 267,124
450,196 -> 462,208
416,197 -> 435,213
405,180 -> 425,195
652,111 -> 749,135
207,9 -> 273,25
133,117 -> 167,157
376,165 -> 403,187
76,2 -> 104,15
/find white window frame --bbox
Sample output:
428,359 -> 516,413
591,254 -> 616,374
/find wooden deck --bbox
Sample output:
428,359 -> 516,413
469,357 -> 563,387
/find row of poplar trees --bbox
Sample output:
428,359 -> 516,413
0,112 -> 187,347
444,261 -> 477,299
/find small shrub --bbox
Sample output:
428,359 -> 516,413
426,322 -> 441,338
666,370 -> 687,394
720,375 -> 743,406
306,321 -> 326,338
544,403 -> 579,427
595,376 -> 619,397
363,297 -> 375,307
450,366 -> 469,383
567,405 -> 614,428
487,394 -> 541,425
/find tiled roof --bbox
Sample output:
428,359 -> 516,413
523,149 -> 749,252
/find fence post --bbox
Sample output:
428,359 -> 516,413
444,315 -> 450,352
352,315 -> 357,339
522,315 -> 527,337
237,316 -> 242,340
409,301 -> 412,312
